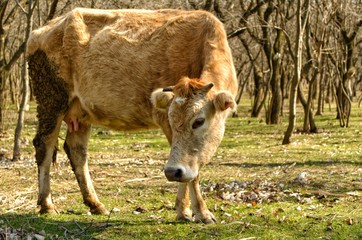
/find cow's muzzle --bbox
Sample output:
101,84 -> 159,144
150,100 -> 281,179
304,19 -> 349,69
164,165 -> 197,182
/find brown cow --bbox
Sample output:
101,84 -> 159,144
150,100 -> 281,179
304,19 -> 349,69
27,8 -> 237,224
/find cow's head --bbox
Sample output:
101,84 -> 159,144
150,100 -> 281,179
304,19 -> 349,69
151,77 -> 236,182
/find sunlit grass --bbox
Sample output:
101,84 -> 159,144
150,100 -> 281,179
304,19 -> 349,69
0,99 -> 361,239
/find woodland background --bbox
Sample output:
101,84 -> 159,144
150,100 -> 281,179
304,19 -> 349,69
0,1 -> 361,239
0,0 -> 362,158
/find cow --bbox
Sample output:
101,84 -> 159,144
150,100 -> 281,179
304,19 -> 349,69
27,8 -> 238,224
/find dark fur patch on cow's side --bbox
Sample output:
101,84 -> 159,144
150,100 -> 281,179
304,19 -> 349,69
28,50 -> 69,165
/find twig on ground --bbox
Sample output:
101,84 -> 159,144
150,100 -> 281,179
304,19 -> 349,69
5,202 -> 33,214
124,176 -> 162,183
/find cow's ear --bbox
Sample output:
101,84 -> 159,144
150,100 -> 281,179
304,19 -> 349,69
213,91 -> 236,112
151,88 -> 174,110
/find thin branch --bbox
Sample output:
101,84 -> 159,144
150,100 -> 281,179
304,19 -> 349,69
227,27 -> 247,39
46,0 -> 59,22
0,0 -> 9,30
14,0 -> 27,14
4,42 -> 25,71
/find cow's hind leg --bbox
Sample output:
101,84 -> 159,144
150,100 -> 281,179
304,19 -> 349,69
29,49 -> 69,214
175,183 -> 192,221
63,123 -> 108,214
189,175 -> 216,224
33,116 -> 63,214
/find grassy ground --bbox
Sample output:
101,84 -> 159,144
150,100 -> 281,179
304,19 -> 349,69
0,101 -> 361,239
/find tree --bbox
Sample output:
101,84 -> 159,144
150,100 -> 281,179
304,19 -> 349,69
0,0 -> 361,157
227,0 -> 267,118
0,0 -> 25,131
329,1 -> 362,127
12,0 -> 38,161
282,0 -> 310,145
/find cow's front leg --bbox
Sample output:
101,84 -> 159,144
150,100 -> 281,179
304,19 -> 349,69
189,174 -> 216,224
34,116 -> 63,214
63,123 -> 108,214
175,183 -> 192,221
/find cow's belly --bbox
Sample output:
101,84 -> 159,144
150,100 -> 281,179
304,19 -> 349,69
71,90 -> 159,131
90,113 -> 158,131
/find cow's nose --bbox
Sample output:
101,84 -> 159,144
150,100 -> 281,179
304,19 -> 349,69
164,167 -> 184,182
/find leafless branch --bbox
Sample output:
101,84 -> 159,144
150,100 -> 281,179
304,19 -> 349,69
14,0 -> 27,14
4,42 -> 25,71
227,27 -> 247,38
46,0 -> 59,21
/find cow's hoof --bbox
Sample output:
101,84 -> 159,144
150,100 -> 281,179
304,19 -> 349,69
90,205 -> 109,215
176,208 -> 193,222
201,217 -> 217,224
194,211 -> 217,224
176,214 -> 193,222
39,205 -> 59,214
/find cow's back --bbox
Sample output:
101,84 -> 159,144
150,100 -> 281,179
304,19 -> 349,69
28,8 -> 237,131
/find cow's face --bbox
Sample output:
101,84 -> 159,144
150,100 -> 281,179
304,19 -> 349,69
151,77 -> 236,182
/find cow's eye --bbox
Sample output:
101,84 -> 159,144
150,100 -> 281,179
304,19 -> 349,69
192,118 -> 205,129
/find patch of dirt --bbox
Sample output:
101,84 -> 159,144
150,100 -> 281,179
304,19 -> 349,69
0,226 -> 47,240
202,180 -> 359,206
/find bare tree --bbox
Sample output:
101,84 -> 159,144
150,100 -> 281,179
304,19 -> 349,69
13,0 -> 38,161
283,0 -> 310,145
46,0 -> 59,22
0,1 -> 26,131
0,0 -> 361,154
0,1 -> 8,130
328,1 -> 362,127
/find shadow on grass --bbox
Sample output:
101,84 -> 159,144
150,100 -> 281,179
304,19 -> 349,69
0,213 -> 191,240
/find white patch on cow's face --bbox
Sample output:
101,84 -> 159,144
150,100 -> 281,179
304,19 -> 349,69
164,93 -> 229,182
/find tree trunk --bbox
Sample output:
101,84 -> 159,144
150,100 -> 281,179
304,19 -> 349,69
298,83 -> 317,133
0,0 -> 8,131
331,9 -> 361,127
233,65 -> 251,117
316,56 -> 326,115
0,72 -> 4,131
283,0 -> 310,144
251,65 -> 265,117
267,30 -> 284,124
13,0 -> 35,161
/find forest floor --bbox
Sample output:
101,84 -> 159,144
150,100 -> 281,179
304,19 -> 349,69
0,102 -> 361,239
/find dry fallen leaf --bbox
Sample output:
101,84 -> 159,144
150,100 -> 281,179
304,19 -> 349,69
112,207 -> 120,212
224,212 -> 232,217
345,217 -> 353,225
346,191 -> 360,197
34,233 -> 45,240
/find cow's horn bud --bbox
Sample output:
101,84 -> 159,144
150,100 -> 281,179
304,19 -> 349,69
202,83 -> 214,92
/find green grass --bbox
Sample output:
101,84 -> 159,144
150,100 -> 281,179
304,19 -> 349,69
0,100 -> 361,239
